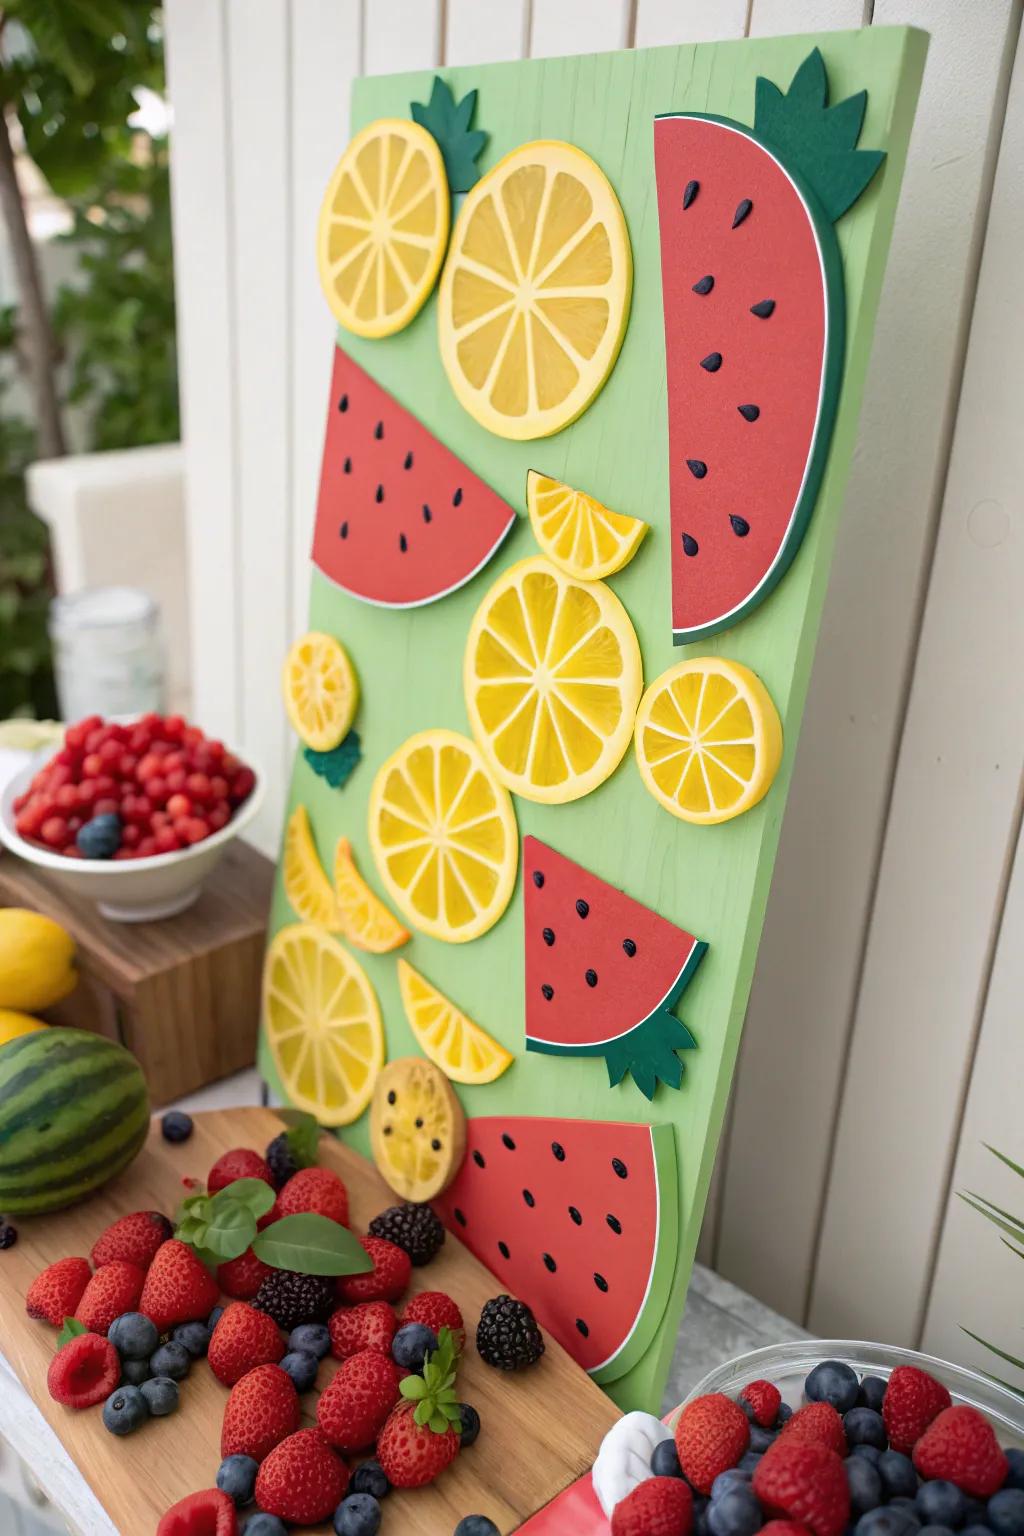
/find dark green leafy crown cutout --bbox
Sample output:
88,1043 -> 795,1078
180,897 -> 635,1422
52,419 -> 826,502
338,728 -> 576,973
304,728 -> 361,789
411,76 -> 487,194
754,47 -> 885,223
398,1326 -> 463,1434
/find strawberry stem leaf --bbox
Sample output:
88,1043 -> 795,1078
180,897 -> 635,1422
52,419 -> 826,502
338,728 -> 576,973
57,1316 -> 86,1349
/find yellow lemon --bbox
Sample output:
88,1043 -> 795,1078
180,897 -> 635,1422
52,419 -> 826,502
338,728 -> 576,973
0,1010 -> 47,1048
333,837 -> 409,954
0,910 -> 76,1013
634,657 -> 783,825
282,805 -> 338,928
370,1056 -> 466,1201
282,631 -> 357,752
397,959 -> 513,1086
527,469 -> 647,581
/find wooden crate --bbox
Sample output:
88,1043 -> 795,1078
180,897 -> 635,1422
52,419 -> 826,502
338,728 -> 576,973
0,841 -> 273,1105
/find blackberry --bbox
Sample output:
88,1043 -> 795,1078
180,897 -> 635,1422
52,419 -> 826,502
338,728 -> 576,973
368,1202 -> 444,1266
253,1269 -> 335,1331
0,1221 -> 18,1250
265,1131 -> 299,1190
475,1294 -> 544,1371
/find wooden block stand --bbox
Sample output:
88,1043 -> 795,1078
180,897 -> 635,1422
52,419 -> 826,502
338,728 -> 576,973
0,842 -> 273,1105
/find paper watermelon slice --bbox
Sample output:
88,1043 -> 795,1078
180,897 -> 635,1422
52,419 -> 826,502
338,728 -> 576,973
523,836 -> 707,1100
434,1116 -> 677,1384
311,347 -> 516,607
654,49 -> 885,643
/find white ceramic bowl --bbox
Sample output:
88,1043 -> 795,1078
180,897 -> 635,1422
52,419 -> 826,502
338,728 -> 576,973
0,747 -> 265,923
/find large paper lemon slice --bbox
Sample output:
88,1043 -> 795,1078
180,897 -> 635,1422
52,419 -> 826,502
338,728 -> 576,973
334,837 -> 409,954
370,1056 -> 466,1200
318,118 -> 449,339
397,959 -> 513,1086
368,728 -> 517,943
634,657 -> 783,825
527,469 -> 647,580
262,924 -> 384,1126
438,141 -> 632,439
464,556 -> 642,804
282,805 -> 338,927
282,631 -> 357,752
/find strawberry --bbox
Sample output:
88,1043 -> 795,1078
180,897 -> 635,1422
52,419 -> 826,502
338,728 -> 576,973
254,1427 -> 349,1524
740,1379 -> 782,1428
316,1347 -> 401,1452
611,1476 -> 693,1536
912,1404 -> 1009,1497
46,1331 -> 120,1409
882,1365 -> 952,1454
207,1147 -> 274,1194
91,1210 -> 173,1270
335,1235 -> 411,1304
377,1400 -> 460,1488
217,1247 -> 273,1300
402,1290 -> 465,1342
77,1261 -> 145,1335
329,1300 -> 398,1360
26,1256 -> 91,1326
221,1363 -> 300,1462
156,1488 -> 238,1536
780,1402 -> 847,1457
277,1166 -> 349,1226
674,1393 -> 750,1495
139,1240 -> 220,1331
753,1440 -> 849,1536
209,1301 -> 285,1386
760,1524 -> 813,1536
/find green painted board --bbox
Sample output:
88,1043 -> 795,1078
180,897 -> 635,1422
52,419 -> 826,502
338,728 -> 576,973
263,27 -> 927,1416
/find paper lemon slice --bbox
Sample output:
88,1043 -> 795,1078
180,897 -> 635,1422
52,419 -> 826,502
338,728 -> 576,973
282,805 -> 338,928
368,728 -> 518,944
318,118 -> 449,340
370,1056 -> 466,1200
438,140 -> 632,439
527,469 -> 647,581
333,836 -> 409,954
464,556 -> 642,804
634,657 -> 783,825
262,924 -> 384,1126
282,631 -> 357,752
397,959 -> 513,1086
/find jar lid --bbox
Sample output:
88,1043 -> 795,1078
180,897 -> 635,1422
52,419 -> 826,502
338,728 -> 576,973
49,587 -> 158,638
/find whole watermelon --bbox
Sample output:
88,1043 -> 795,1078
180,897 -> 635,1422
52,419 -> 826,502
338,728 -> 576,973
0,1027 -> 149,1214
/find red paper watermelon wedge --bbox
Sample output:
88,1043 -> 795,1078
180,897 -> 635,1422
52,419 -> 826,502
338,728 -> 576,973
654,48 -> 885,644
523,836 -> 707,1101
434,1116 -> 677,1385
311,347 -> 516,607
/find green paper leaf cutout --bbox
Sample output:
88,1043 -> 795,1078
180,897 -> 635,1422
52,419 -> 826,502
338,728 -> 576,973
213,1178 -> 277,1220
411,76 -> 488,193
304,729 -> 361,790
200,1203 -> 258,1263
58,1317 -> 86,1349
252,1212 -> 374,1275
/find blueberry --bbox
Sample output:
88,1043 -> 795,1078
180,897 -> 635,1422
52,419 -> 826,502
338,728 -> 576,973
887,1498 -> 922,1526
289,1323 -> 331,1360
806,1358 -> 860,1415
859,1375 -> 888,1413
208,1305 -> 225,1330
150,1341 -> 191,1381
847,1455 -> 885,1516
102,1385 -> 149,1435
218,1454 -> 259,1507
651,1437 -> 684,1478
392,1322 -> 437,1372
708,1485 -> 762,1536
963,1527 -> 996,1536
855,1511 -> 921,1536
879,1451 -> 919,1499
454,1521 -> 500,1536
172,1322 -> 212,1358
243,1519 -> 289,1536
737,1451 -> 762,1474
160,1109 -> 194,1143
916,1482 -> 966,1529
989,1490 -> 1024,1536
280,1350 -> 319,1393
854,1444 -> 882,1464
108,1312 -> 159,1362
711,1470 -> 751,1502
457,1404 -> 481,1449
775,1403 -> 793,1425
140,1376 -> 179,1417
1006,1450 -> 1024,1491
738,1397 -> 757,1422
917,1527 -> 956,1536
961,1502 -> 987,1527
750,1425 -> 776,1453
77,812 -> 122,860
350,1461 -> 390,1499
120,1358 -> 152,1386
846,1407 -> 888,1450
333,1493 -> 382,1536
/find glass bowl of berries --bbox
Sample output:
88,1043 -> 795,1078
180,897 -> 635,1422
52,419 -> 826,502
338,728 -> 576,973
0,713 -> 263,922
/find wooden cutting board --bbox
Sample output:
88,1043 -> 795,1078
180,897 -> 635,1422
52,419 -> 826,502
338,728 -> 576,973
0,1108 -> 619,1535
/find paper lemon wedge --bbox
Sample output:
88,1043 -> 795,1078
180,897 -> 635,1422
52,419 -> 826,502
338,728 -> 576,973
438,141 -> 632,439
282,805 -> 338,928
397,960 -> 513,1085
464,556 -> 642,804
334,837 -> 409,954
262,924 -> 384,1126
282,631 -> 357,752
318,118 -> 449,339
527,470 -> 647,581
634,657 -> 783,825
368,728 -> 517,944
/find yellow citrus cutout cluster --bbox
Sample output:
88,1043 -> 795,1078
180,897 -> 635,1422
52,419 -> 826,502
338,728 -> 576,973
370,1056 -> 466,1200
398,959 -> 513,1086
368,728 -> 518,943
282,631 -> 358,752
464,556 -> 642,804
634,657 -> 783,825
318,118 -> 449,340
334,837 -> 409,954
527,469 -> 647,580
438,141 -> 632,440
262,923 -> 384,1126
282,805 -> 338,928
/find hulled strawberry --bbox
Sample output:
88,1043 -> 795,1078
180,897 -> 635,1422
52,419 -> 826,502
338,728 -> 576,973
753,1440 -> 849,1536
47,1331 -> 121,1409
375,1328 -> 462,1489
26,1256 -> 91,1326
882,1364 -> 952,1454
139,1240 -> 220,1331
207,1147 -> 274,1194
675,1393 -> 750,1494
316,1348 -> 401,1452
328,1300 -> 398,1361
335,1235 -> 411,1305
611,1476 -> 694,1536
277,1166 -> 349,1226
254,1428 -> 349,1524
221,1363 -> 300,1462
91,1210 -> 173,1271
217,1247 -> 273,1301
209,1302 -> 285,1387
156,1488 -> 238,1536
77,1261 -> 145,1336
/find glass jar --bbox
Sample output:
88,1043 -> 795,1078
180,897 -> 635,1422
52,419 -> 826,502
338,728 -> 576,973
49,587 -> 165,722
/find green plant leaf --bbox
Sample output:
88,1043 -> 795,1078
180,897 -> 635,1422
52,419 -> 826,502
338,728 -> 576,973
251,1213 -> 373,1275
1001,1238 -> 1024,1262
400,1376 -> 428,1401
304,731 -> 361,790
57,1316 -> 87,1348
958,1192 -> 1024,1246
284,1114 -> 321,1169
200,1204 -> 257,1263
213,1178 -> 277,1220
985,1143 -> 1024,1182
413,1399 -> 431,1426
960,1327 -> 1024,1376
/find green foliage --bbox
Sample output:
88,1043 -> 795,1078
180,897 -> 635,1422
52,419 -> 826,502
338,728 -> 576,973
399,1326 -> 462,1434
251,1213 -> 375,1277
411,77 -> 487,194
958,1143 -> 1024,1396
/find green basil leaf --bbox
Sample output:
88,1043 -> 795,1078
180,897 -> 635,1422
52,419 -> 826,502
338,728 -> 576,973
285,1114 -> 321,1169
176,1194 -> 214,1227
57,1317 -> 86,1349
251,1213 -> 373,1276
400,1376 -> 428,1401
213,1179 -> 276,1220
201,1205 -> 257,1261
192,1246 -> 225,1274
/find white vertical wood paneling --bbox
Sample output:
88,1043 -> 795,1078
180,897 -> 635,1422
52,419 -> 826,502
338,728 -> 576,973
363,0 -> 442,75
747,0 -> 868,35
634,1 -> 749,46
717,0 -> 1024,1327
446,0 -> 530,63
529,0 -> 634,58
809,10 -> 1024,1345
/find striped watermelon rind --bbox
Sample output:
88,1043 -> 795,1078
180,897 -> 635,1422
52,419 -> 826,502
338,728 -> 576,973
0,1028 -> 149,1214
